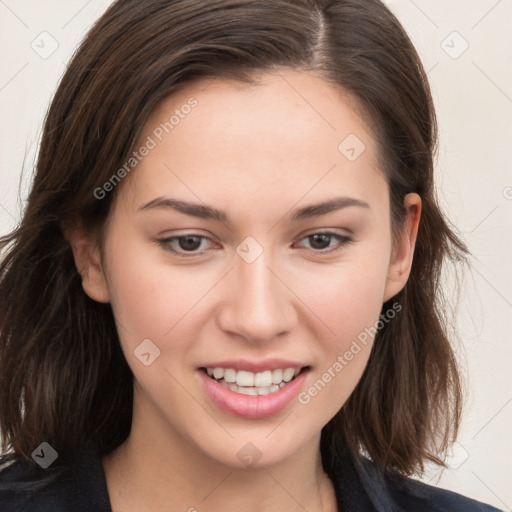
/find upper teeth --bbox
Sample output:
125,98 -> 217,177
206,367 -> 300,387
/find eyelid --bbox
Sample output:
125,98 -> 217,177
298,227 -> 353,240
293,230 -> 353,251
156,233 -> 217,258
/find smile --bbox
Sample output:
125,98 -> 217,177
197,364 -> 310,419
203,367 -> 302,396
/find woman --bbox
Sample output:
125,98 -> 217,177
0,0 -> 503,510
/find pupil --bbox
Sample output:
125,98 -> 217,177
310,234 -> 330,250
179,236 -> 201,251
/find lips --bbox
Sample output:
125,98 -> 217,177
199,358 -> 306,373
196,361 -> 310,419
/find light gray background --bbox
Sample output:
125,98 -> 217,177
1,1 -> 511,509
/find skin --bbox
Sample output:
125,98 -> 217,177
68,69 -> 421,512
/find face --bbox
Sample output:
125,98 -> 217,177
73,69 -> 420,469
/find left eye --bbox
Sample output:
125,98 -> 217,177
296,232 -> 352,252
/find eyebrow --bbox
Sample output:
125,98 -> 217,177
138,196 -> 370,224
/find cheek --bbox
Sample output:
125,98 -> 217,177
300,253 -> 390,347
103,235 -> 210,353
294,246 -> 390,407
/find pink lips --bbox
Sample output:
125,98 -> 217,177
197,366 -> 309,419
199,358 -> 305,373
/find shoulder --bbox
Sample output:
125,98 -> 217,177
0,445 -> 111,512
324,443 -> 503,512
356,455 -> 504,512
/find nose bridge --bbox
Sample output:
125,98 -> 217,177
218,243 -> 295,343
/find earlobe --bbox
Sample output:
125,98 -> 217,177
383,193 -> 422,302
62,222 -> 111,304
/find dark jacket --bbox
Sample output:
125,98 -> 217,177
0,442 -> 503,511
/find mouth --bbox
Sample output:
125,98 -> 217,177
199,366 -> 310,396
197,362 -> 311,419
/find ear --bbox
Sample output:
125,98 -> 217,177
383,193 -> 422,302
62,220 -> 111,303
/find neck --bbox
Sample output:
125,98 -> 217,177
102,390 -> 338,512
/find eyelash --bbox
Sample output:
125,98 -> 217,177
157,231 -> 353,258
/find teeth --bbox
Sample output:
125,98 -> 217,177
237,388 -> 258,396
254,370 -> 272,387
218,380 -> 281,396
213,367 -> 224,380
272,369 -> 283,384
283,368 -> 295,382
205,366 -> 303,394
224,368 -> 237,383
236,370 -> 254,387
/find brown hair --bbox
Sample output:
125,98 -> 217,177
0,0 -> 467,475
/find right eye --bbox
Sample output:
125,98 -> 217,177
157,234 -> 216,257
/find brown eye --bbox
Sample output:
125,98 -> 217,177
176,235 -> 203,251
157,234 -> 213,257
308,233 -> 333,250
297,231 -> 353,253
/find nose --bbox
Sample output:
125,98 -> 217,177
216,247 -> 297,344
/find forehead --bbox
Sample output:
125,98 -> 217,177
116,69 -> 385,215
145,69 -> 375,154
